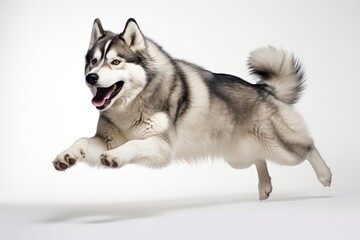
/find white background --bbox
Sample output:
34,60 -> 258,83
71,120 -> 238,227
0,0 -> 359,239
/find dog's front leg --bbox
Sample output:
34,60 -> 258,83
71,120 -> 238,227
100,135 -> 171,169
53,136 -> 107,171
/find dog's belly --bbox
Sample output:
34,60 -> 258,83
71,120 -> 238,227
171,124 -> 234,161
172,122 -> 265,168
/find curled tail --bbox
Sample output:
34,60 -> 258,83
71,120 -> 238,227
248,46 -> 305,104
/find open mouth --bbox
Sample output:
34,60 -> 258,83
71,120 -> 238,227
91,81 -> 124,110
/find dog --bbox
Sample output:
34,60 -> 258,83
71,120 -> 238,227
53,18 -> 332,200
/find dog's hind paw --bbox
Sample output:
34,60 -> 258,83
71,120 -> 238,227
53,148 -> 85,171
319,175 -> 332,187
259,183 -> 273,201
316,167 -> 332,187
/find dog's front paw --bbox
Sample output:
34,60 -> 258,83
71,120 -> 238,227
100,150 -> 125,169
53,148 -> 86,171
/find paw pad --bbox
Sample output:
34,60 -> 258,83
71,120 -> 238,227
53,161 -> 69,171
80,149 -> 86,158
64,154 -> 76,165
100,154 -> 120,168
101,158 -> 111,166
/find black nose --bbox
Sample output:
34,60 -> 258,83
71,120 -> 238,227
86,73 -> 99,85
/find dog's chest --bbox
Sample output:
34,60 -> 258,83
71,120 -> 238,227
107,111 -> 170,140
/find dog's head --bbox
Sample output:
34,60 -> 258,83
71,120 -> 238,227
85,18 -> 147,111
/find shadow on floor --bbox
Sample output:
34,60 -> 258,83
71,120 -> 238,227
39,194 -> 333,224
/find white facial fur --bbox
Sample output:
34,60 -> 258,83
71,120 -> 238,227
110,63 -> 147,110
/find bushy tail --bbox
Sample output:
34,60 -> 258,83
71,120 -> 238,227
248,46 -> 305,104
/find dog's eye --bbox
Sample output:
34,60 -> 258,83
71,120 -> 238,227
91,59 -> 97,65
111,59 -> 121,65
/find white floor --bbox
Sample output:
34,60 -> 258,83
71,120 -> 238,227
1,192 -> 359,240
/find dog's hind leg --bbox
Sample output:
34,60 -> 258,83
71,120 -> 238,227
226,155 -> 273,200
255,159 -> 273,200
307,144 -> 332,187
264,139 -> 332,187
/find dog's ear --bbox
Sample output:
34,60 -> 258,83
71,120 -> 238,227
120,18 -> 146,51
88,18 -> 104,49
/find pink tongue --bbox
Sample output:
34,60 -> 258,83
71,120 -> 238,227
91,86 -> 114,107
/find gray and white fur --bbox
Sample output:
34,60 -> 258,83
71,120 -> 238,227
53,18 -> 332,200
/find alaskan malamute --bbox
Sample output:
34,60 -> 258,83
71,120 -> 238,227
53,18 -> 332,200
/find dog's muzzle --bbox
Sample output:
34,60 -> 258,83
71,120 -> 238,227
91,81 -> 124,110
